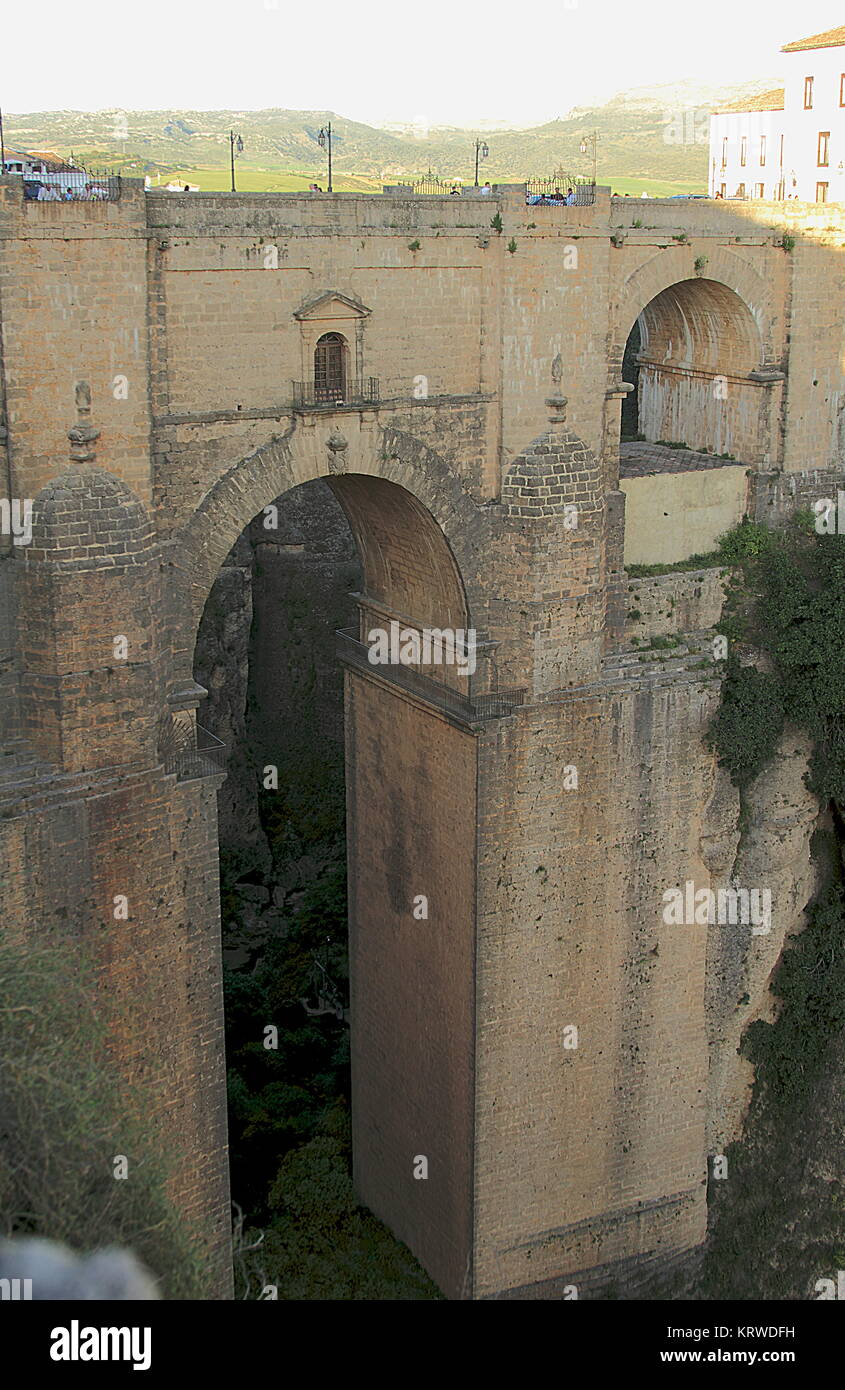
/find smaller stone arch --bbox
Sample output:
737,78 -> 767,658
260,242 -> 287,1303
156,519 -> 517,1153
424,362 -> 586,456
611,246 -> 777,378
611,248 -> 783,465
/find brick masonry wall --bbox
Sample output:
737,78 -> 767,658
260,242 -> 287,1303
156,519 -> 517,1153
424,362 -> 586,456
625,569 -> 729,641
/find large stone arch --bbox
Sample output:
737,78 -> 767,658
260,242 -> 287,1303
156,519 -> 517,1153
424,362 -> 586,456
172,419 -> 492,1301
173,421 -> 491,686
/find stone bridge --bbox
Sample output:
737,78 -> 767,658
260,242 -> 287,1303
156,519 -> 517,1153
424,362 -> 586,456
1,178 -> 842,1299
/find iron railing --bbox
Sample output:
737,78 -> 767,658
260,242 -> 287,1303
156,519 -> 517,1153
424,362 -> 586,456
525,173 -> 595,205
336,629 -> 525,722
164,724 -> 227,782
409,172 -> 461,194
292,378 -> 380,408
22,167 -> 122,202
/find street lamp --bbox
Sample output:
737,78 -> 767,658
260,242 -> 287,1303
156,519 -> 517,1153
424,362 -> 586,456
229,130 -> 244,193
579,130 -> 598,184
317,123 -> 333,192
474,138 -> 489,187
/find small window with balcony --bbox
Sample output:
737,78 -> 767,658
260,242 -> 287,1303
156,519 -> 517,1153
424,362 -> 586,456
804,75 -> 814,108
818,131 -> 830,166
740,136 -> 747,166
314,332 -> 348,403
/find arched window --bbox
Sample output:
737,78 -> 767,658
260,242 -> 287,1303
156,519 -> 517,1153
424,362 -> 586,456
314,332 -> 348,403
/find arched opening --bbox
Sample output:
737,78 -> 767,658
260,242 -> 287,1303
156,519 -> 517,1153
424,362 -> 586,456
192,471 -> 474,1300
314,332 -> 348,403
617,278 -> 766,567
620,277 -> 763,460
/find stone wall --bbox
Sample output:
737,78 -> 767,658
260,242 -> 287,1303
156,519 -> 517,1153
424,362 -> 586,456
345,670 -> 477,1300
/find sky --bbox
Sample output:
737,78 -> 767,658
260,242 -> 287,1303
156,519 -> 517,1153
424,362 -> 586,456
4,0 -> 845,128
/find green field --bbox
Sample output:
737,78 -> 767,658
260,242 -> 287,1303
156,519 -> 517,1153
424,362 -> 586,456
142,166 -> 703,197
150,165 -> 384,193
603,175 -> 705,198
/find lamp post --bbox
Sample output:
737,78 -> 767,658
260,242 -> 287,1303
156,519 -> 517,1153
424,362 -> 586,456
579,130 -> 598,184
318,123 -> 333,192
229,130 -> 243,193
474,137 -> 489,187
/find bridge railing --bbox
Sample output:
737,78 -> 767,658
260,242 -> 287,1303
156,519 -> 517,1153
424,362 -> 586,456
409,173 -> 460,194
20,168 -> 122,202
336,629 -> 526,722
525,173 -> 595,205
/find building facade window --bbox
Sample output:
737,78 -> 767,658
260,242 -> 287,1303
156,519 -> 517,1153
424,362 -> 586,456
740,136 -> 747,166
760,135 -> 767,165
721,136 -> 728,167
804,75 -> 814,108
736,182 -> 746,198
720,182 -> 727,198
816,181 -> 829,202
755,183 -> 765,198
314,332 -> 348,402
840,73 -> 845,106
818,131 -> 830,166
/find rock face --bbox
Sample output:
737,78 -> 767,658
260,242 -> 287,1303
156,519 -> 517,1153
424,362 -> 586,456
194,478 -> 360,955
702,730 -> 822,1153
194,534 -> 269,874
245,479 -> 360,762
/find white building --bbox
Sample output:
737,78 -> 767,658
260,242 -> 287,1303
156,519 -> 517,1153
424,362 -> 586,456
709,25 -> 845,202
2,147 -> 83,191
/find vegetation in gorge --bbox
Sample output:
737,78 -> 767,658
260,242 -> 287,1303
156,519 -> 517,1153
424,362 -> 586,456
222,748 -> 439,1299
698,513 -> 845,1297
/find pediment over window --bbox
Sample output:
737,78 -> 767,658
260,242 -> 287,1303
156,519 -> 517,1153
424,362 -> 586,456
294,291 -> 372,323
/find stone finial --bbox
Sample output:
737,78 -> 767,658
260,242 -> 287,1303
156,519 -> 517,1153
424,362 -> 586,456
551,353 -> 563,388
545,394 -> 568,427
327,430 -> 348,475
68,379 -> 100,465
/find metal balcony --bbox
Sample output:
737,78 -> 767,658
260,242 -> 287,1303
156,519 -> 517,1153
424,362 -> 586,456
164,724 -> 227,782
292,378 -> 380,409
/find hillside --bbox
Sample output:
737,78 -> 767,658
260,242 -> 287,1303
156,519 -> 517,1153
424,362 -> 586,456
3,77 -> 779,192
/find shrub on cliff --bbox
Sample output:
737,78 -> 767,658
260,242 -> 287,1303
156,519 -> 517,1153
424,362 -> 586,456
0,939 -> 206,1298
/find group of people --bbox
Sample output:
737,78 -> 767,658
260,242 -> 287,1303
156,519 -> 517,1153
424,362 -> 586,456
36,182 -> 105,201
526,187 -> 576,205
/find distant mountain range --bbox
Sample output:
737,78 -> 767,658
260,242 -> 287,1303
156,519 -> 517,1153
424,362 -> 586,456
3,78 -> 779,188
